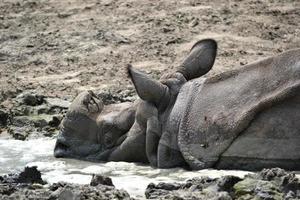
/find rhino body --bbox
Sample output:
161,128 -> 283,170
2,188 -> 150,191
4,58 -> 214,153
54,39 -> 300,170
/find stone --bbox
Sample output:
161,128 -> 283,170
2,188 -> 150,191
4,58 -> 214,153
16,92 -> 44,106
217,176 -> 242,193
48,115 -> 63,127
17,166 -> 45,184
90,174 -> 114,186
0,167 -> 133,200
0,109 -> 8,126
8,126 -> 31,140
145,169 -> 300,199
0,166 -> 44,185
45,97 -> 71,109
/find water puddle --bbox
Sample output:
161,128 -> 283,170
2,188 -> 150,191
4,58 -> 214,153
1,138 -> 297,199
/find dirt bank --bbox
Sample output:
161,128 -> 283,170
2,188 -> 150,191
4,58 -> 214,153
1,0 -> 299,103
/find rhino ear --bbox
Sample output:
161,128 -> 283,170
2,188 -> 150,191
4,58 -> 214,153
127,65 -> 168,106
177,39 -> 217,80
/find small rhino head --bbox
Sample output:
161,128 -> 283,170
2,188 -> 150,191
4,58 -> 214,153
54,89 -> 135,161
54,91 -> 104,159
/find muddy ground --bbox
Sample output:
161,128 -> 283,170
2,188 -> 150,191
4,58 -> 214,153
0,0 -> 299,104
0,1 -> 300,199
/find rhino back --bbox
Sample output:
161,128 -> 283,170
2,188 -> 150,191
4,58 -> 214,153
177,49 -> 300,169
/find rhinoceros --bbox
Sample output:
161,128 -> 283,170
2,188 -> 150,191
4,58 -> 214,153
54,39 -> 300,170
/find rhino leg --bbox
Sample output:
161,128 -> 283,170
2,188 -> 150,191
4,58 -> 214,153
107,101 -> 164,166
108,121 -> 148,163
157,132 -> 187,168
146,116 -> 160,167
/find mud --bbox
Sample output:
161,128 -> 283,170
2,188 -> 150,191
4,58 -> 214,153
0,0 -> 299,103
0,91 -> 68,140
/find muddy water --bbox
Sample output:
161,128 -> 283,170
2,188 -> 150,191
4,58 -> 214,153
1,138 -> 297,199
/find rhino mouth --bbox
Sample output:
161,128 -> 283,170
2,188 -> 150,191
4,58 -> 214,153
54,125 -> 102,160
53,137 -> 70,158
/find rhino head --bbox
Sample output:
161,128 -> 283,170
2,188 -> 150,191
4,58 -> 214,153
54,91 -> 104,159
54,90 -> 135,161
54,39 -> 217,166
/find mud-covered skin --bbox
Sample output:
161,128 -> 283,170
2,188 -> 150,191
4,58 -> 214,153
54,39 -> 300,170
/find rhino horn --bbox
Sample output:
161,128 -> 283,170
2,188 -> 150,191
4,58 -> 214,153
127,64 -> 169,106
177,39 -> 217,80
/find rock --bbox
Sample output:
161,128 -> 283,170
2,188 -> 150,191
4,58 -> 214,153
8,113 -> 61,139
49,182 -> 132,200
10,116 -> 31,127
0,167 -> 133,200
148,182 -> 181,191
8,126 -> 32,140
285,190 -> 296,199
0,109 -> 9,126
0,166 -> 44,185
17,166 -> 45,184
35,104 -> 51,114
90,174 -> 114,186
281,173 -> 300,193
44,97 -> 71,110
234,178 -> 281,199
145,176 -> 229,199
96,89 -> 136,105
11,93 -> 69,117
12,115 -> 50,128
217,176 -> 242,193
259,168 -> 287,181
8,115 -> 53,140
233,168 -> 300,200
3,92 -> 70,139
145,168 -> 300,199
0,89 -> 19,103
33,118 -> 48,128
42,126 -> 58,137
48,115 -> 63,127
29,183 -> 44,189
16,92 -> 44,106
10,106 -> 31,116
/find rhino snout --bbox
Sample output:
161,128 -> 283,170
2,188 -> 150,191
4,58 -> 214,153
54,135 -> 71,158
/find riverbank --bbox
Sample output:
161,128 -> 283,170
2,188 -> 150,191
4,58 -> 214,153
1,166 -> 299,199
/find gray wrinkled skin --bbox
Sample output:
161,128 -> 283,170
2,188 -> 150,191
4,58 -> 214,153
54,39 -> 300,170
